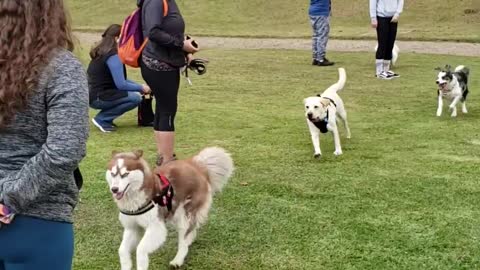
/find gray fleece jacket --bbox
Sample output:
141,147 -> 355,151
0,50 -> 89,223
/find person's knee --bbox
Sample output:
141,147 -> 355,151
130,92 -> 142,105
154,112 -> 175,132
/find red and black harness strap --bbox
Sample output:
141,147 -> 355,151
152,174 -> 174,212
118,174 -> 174,216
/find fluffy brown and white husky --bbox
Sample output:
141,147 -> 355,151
105,147 -> 234,270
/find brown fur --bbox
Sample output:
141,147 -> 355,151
108,150 -> 213,229
153,159 -> 210,220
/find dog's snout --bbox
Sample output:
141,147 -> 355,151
436,81 -> 440,85
307,113 -> 313,118
111,187 -> 119,193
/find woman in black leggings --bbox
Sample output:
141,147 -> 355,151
139,0 -> 198,165
370,0 -> 404,79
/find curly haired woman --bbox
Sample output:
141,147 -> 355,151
0,1 -> 89,269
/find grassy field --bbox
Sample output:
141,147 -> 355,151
66,0 -> 480,42
74,46 -> 480,269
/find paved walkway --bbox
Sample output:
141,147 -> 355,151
75,32 -> 480,57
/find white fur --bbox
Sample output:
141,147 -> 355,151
106,148 -> 234,269
303,68 -> 351,158
193,147 -> 234,193
435,66 -> 468,117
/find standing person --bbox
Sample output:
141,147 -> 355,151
309,0 -> 335,66
138,0 -> 198,166
0,0 -> 89,269
88,24 -> 152,133
370,0 -> 404,79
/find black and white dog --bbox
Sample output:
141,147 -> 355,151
304,68 -> 351,158
435,65 -> 470,117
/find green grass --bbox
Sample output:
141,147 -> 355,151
74,46 -> 480,269
67,0 -> 480,42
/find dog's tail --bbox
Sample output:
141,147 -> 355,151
455,65 -> 470,78
193,147 -> 234,193
333,68 -> 347,92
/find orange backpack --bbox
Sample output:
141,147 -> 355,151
118,0 -> 168,68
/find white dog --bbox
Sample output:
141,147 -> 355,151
106,147 -> 234,269
435,65 -> 470,117
375,43 -> 400,66
304,68 -> 351,158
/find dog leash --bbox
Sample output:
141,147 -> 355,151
183,58 -> 209,86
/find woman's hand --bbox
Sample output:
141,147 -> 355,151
186,53 -> 194,65
183,39 -> 199,54
142,84 -> 151,95
391,15 -> 399,23
371,19 -> 378,28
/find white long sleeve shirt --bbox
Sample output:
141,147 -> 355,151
370,0 -> 404,19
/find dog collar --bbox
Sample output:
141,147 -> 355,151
315,95 -> 337,107
118,174 -> 174,216
119,200 -> 156,216
322,97 -> 337,107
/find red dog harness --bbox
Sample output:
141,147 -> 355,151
119,174 -> 174,216
153,174 -> 175,212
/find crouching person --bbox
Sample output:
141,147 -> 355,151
87,24 -> 152,132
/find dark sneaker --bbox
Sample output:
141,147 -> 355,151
313,58 -> 335,66
92,118 -> 115,133
386,70 -> 400,78
376,72 -> 395,80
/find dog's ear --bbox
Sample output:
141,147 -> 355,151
111,150 -> 120,157
320,99 -> 330,107
133,150 -> 144,159
445,64 -> 452,72
434,67 -> 442,71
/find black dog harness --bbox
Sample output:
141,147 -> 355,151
119,174 -> 174,216
311,97 -> 337,134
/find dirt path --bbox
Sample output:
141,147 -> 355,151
75,32 -> 480,57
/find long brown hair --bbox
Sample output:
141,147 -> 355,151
89,24 -> 121,60
0,0 -> 74,129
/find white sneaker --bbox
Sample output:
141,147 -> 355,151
376,72 -> 394,80
386,70 -> 400,78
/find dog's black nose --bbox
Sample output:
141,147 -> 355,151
307,113 -> 313,118
111,187 -> 119,193
436,81 -> 440,84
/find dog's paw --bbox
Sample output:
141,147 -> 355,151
169,259 -> 184,269
314,153 -> 322,159
462,109 -> 468,114
451,112 -> 457,117
333,150 -> 343,156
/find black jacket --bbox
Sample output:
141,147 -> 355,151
87,51 -> 128,103
139,0 -> 186,67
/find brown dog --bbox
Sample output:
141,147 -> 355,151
106,147 -> 234,269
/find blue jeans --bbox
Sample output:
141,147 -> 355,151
90,92 -> 142,125
310,15 -> 330,60
0,216 -> 74,270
